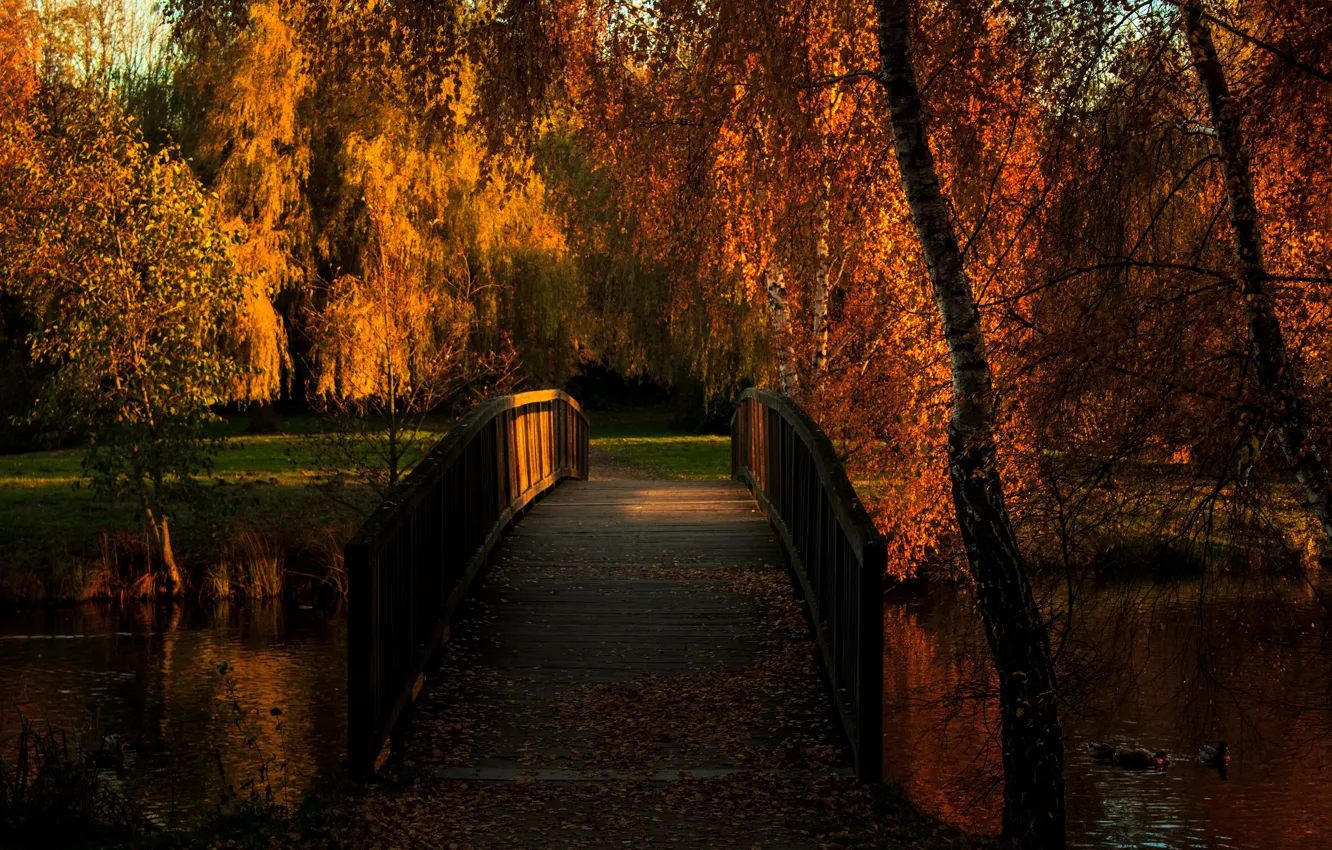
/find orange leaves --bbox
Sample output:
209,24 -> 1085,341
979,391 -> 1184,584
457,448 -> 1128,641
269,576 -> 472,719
0,0 -> 37,121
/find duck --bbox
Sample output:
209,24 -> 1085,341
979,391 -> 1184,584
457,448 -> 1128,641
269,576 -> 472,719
1114,748 -> 1170,771
1087,742 -> 1117,762
1199,741 -> 1229,767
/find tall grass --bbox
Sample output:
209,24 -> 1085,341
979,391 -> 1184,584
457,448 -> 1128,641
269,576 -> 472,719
202,561 -> 233,599
0,711 -> 153,844
12,522 -> 352,605
43,532 -> 157,602
231,529 -> 284,598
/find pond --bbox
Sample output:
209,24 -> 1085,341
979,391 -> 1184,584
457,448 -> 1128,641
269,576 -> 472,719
3,579 -> 1330,845
883,579 -> 1332,848
0,601 -> 345,827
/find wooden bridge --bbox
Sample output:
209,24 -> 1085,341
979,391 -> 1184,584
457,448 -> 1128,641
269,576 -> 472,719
344,389 -> 886,844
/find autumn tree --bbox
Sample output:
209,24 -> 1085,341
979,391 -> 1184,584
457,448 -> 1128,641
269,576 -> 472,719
195,0 -> 311,428
1178,0 -> 1332,546
0,99 -> 245,591
165,0 -> 585,428
302,116 -> 527,499
871,1 -> 1065,846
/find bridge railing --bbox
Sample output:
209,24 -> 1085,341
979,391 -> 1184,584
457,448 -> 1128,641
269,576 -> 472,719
731,388 -> 884,782
346,389 -> 588,780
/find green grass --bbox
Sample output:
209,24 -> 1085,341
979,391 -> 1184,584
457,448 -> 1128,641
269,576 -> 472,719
0,408 -> 729,600
0,414 -> 454,602
0,418 -> 322,551
588,411 -> 731,479
0,449 -> 125,555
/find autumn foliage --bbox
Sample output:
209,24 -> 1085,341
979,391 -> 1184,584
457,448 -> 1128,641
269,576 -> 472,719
0,0 -> 1328,582
3,2 -> 1332,846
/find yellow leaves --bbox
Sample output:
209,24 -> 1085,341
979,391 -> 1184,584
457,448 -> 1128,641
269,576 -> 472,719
0,0 -> 39,120
229,285 -> 287,403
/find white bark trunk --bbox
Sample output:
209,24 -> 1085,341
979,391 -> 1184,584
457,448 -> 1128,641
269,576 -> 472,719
765,264 -> 799,395
874,1 -> 1066,846
1182,0 -> 1332,547
811,194 -> 831,379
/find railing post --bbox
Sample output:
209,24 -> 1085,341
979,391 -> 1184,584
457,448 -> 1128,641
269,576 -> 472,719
729,388 -> 886,786
345,390 -> 588,781
858,539 -> 885,783
346,539 -> 375,782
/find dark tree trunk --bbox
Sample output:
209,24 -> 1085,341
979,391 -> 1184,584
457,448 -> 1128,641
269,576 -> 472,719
872,1 -> 1066,846
1181,0 -> 1332,546
246,401 -> 279,434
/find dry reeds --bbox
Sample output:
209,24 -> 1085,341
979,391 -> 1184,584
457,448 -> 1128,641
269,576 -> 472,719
1,521 -> 356,606
230,528 -> 284,598
202,560 -> 234,599
35,533 -> 158,603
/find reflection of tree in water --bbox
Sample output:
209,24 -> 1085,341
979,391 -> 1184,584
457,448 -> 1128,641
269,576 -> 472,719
885,580 -> 1332,846
0,600 -> 348,824
882,591 -> 1002,833
1060,578 -> 1332,758
163,600 -> 334,816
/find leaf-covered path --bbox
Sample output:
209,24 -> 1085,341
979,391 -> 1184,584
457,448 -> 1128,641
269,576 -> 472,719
381,477 -> 886,848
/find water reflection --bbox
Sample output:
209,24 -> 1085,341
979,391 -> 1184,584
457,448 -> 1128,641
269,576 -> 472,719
0,601 -> 345,824
882,582 -> 1332,848
5,582 -> 1329,844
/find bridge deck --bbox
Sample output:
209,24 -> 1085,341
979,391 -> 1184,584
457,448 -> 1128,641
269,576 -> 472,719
392,477 -> 877,847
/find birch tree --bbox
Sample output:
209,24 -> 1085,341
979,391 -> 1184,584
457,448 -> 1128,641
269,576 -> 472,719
1179,0 -> 1332,546
872,0 -> 1065,845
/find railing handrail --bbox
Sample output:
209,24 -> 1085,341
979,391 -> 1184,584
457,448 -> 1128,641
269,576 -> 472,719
734,389 -> 882,557
731,387 -> 884,782
347,389 -> 588,780
348,390 -> 582,551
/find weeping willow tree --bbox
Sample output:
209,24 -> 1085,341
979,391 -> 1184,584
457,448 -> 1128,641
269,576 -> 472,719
173,0 -> 589,437
199,0 -> 311,420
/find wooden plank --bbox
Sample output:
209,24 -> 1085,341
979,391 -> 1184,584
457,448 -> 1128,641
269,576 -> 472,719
401,478 -> 856,813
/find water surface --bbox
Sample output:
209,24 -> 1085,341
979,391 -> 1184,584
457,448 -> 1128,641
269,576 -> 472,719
0,601 -> 345,825
4,579 -> 1330,846
883,580 -> 1332,848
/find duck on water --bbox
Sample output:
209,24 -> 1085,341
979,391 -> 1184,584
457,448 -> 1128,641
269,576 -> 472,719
1199,741 -> 1229,768
1087,742 -> 1171,770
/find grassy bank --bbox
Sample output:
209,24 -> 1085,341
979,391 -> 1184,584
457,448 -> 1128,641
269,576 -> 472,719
0,409 -> 731,605
0,415 -> 448,606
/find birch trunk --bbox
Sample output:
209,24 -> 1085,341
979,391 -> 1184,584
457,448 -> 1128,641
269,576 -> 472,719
765,264 -> 800,395
1181,0 -> 1332,546
811,194 -> 831,379
873,1 -> 1066,846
